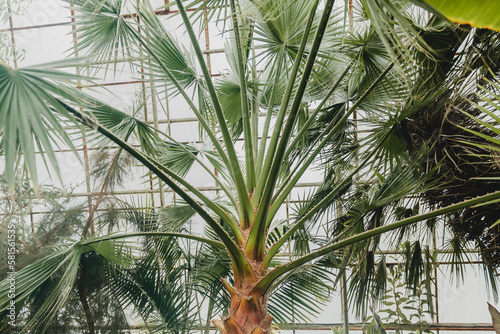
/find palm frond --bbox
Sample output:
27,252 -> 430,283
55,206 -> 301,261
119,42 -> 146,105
64,0 -> 136,70
268,264 -> 333,325
109,237 -> 196,333
137,3 -> 198,93
0,62 -> 82,190
0,242 -> 81,330
158,204 -> 197,232
252,0 -> 342,63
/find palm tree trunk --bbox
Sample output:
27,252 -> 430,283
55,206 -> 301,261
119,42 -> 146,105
77,264 -> 95,334
213,284 -> 272,334
213,252 -> 272,334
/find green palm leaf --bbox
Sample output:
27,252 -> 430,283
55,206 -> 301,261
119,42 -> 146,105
0,62 -> 82,190
65,0 -> 136,69
413,0 -> 500,31
268,264 -> 333,325
0,236 -> 135,331
0,242 -> 81,331
252,0 -> 342,62
137,3 -> 198,92
109,237 -> 196,333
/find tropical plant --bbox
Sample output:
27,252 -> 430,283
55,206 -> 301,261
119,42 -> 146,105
0,0 -> 29,63
2,0 -> 500,333
0,173 -> 135,333
365,259 -> 436,334
0,166 -> 200,333
402,23 -> 500,272
297,5 -> 500,327
410,0 -> 500,31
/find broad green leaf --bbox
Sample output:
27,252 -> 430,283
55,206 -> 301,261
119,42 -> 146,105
158,204 -> 197,232
252,0 -> 342,62
416,0 -> 500,32
268,265 -> 333,324
216,70 -> 244,139
157,141 -> 199,177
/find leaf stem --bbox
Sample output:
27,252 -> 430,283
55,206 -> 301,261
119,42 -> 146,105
252,0 -> 320,206
174,0 -> 255,226
60,101 -> 254,279
247,0 -> 334,261
229,0 -> 256,192
266,62 -> 395,227
256,190 -> 500,293
84,232 -> 225,249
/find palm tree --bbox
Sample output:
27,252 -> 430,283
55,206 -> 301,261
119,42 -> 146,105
0,161 -> 199,333
0,174 -> 133,333
1,0 -> 500,333
404,22 -> 500,270
324,14 -> 500,322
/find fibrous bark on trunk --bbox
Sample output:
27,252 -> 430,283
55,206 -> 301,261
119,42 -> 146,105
213,280 -> 272,334
213,227 -> 273,334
